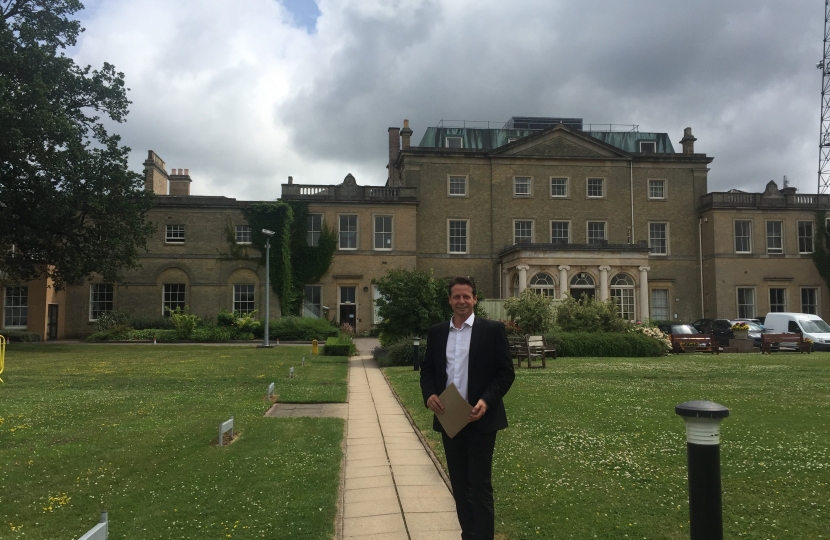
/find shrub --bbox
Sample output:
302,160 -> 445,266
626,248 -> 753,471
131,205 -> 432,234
555,296 -> 632,333
126,329 -> 179,342
323,337 -> 352,356
504,288 -> 556,335
94,311 -> 130,332
217,309 -> 236,327
166,307 -> 199,339
190,327 -> 232,342
259,317 -> 338,341
628,324 -> 671,354
0,330 -> 43,342
373,335 -> 427,367
129,316 -> 172,330
86,325 -> 132,342
546,332 -> 665,357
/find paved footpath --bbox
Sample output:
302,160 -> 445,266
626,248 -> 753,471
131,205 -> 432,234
340,355 -> 461,540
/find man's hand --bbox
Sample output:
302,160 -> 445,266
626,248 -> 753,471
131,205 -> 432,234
427,394 -> 444,414
469,399 -> 488,422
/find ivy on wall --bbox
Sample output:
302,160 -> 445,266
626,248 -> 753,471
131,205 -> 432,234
812,210 -> 830,293
221,201 -> 337,315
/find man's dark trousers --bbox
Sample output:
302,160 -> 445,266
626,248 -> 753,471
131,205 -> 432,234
442,426 -> 497,540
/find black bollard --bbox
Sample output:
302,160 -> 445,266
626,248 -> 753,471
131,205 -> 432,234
412,336 -> 421,371
675,400 -> 730,540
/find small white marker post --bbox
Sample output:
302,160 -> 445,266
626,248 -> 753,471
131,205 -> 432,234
266,382 -> 275,399
218,416 -> 234,447
289,367 -> 295,378
78,511 -> 108,540
302,357 -> 305,367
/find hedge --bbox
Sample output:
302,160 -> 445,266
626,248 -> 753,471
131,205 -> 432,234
546,332 -> 665,357
0,330 -> 43,342
373,336 -> 427,367
256,317 -> 338,341
323,337 -> 352,356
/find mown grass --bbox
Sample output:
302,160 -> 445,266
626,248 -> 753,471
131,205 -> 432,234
0,344 -> 348,539
385,353 -> 830,539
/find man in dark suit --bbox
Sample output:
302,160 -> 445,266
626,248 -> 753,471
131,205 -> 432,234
420,276 -> 515,540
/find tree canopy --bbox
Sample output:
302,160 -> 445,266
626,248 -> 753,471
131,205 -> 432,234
0,0 -> 155,288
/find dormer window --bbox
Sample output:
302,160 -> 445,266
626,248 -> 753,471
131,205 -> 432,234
639,141 -> 657,153
445,137 -> 463,149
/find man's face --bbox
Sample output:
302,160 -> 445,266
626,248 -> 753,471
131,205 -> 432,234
449,284 -> 477,320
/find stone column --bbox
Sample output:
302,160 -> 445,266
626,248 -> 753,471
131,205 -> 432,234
517,265 -> 530,293
639,266 -> 650,321
599,265 -> 611,301
502,269 -> 512,299
558,265 -> 570,298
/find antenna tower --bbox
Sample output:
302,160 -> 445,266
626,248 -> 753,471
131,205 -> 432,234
818,0 -> 830,194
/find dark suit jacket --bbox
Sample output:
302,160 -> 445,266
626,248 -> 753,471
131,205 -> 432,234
420,317 -> 515,433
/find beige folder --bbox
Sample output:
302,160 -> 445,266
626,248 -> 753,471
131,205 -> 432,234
437,383 -> 473,438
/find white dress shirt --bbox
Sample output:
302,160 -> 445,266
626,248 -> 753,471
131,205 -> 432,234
446,312 -> 475,401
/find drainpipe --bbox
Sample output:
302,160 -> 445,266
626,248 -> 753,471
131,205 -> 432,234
699,217 -> 705,317
630,160 -> 635,243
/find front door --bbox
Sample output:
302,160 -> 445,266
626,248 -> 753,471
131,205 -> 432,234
47,304 -> 59,340
339,287 -> 357,328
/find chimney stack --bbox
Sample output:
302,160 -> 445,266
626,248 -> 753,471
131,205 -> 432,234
288,176 -> 294,184
169,167 -> 192,196
680,127 -> 697,154
143,150 -> 169,194
401,119 -> 413,149
388,125 -> 401,185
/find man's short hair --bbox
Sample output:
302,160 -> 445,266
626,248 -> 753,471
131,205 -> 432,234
448,276 -> 477,297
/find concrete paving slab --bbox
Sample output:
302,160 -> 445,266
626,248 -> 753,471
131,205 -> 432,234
343,514 -> 408,538
343,485 -> 398,504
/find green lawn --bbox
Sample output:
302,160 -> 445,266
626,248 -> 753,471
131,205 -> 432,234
0,344 -> 348,539
385,353 -> 830,540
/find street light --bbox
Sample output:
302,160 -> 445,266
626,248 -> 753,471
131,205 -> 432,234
260,229 -> 275,348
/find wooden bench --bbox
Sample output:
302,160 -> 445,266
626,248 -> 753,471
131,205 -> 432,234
670,333 -> 719,354
524,335 -> 556,368
508,335 -> 528,367
760,333 -> 811,354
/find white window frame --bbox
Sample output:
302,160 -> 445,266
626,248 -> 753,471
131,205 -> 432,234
338,214 -> 358,250
648,179 -> 666,200
766,220 -> 784,255
736,287 -> 756,319
448,219 -> 469,254
610,274 -> 636,321
307,214 -> 322,247
529,273 -> 556,297
513,176 -> 532,197
3,286 -> 29,328
89,283 -> 114,321
550,220 -> 570,244
233,284 -> 255,315
165,224 -> 185,244
550,177 -> 569,198
587,221 -> 607,244
162,283 -> 186,315
587,178 -> 605,199
769,288 -> 786,313
801,287 -> 819,315
651,288 -> 669,320
734,220 -> 752,254
445,136 -> 463,149
798,221 -> 814,254
235,225 -> 251,245
639,141 -> 657,153
648,222 -> 669,256
447,175 -> 468,197
373,215 -> 393,251
514,220 -> 533,244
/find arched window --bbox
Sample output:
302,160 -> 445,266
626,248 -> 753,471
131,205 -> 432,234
569,272 -> 595,300
529,273 -> 556,297
610,273 -> 635,320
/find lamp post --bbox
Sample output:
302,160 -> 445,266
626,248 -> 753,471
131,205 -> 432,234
412,336 -> 420,371
260,229 -> 275,348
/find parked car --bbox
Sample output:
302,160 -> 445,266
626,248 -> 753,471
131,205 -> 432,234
764,312 -> 830,351
733,317 -> 764,330
702,319 -> 764,347
691,319 -> 713,333
657,323 -> 700,336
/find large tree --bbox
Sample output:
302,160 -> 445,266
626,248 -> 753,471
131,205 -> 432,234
0,0 -> 154,289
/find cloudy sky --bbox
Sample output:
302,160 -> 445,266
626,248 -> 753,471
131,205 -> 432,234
71,0 -> 823,199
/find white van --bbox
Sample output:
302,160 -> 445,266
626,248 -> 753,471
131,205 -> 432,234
763,312 -> 830,351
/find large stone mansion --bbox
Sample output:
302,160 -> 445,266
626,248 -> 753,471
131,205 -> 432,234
4,117 -> 828,338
